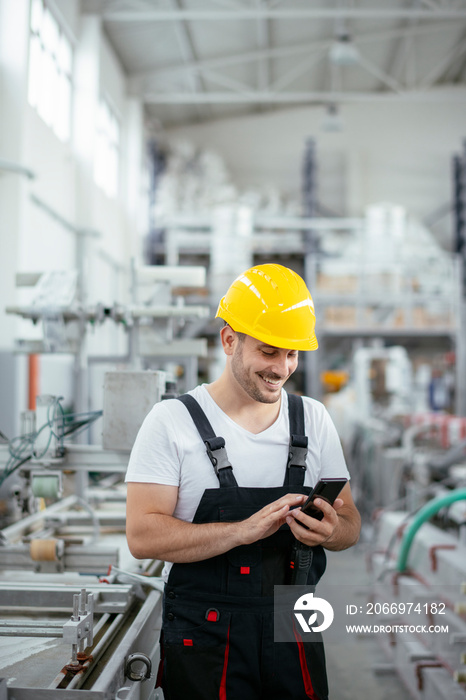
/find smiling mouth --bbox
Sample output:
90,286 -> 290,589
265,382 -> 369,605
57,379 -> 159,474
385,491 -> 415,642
259,374 -> 282,388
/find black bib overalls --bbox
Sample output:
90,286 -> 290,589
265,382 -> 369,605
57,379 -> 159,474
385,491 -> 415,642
157,394 -> 329,700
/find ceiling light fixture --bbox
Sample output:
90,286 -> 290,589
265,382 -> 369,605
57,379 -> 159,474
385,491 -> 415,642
329,34 -> 360,66
321,104 -> 344,132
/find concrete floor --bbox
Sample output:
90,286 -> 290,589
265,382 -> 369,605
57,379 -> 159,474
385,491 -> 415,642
322,542 -> 408,700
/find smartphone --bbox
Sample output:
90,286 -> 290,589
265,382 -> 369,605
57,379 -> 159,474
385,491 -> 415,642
301,478 -> 348,520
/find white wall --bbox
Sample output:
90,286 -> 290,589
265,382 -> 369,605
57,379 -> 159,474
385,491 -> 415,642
0,0 -> 32,436
0,0 -> 145,427
165,94 -> 466,249
0,0 -> 30,349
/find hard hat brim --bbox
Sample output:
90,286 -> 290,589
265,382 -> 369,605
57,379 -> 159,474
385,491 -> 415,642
216,305 -> 319,351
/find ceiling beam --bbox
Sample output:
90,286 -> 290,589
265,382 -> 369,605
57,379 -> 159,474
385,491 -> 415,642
356,54 -> 404,93
268,50 -> 328,93
201,68 -> 253,92
127,20 -> 461,93
449,30 -> 466,82
168,0 -> 209,118
256,0 -> 271,92
207,0 -> 245,8
418,33 -> 466,88
103,8 -> 466,21
144,89 -> 466,104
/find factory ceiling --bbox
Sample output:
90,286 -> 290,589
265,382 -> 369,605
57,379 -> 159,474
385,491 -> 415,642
81,0 -> 466,127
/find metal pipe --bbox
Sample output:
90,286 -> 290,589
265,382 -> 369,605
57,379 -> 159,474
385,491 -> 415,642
28,354 -> 40,410
30,193 -> 100,238
87,354 -> 131,365
74,497 -> 100,544
0,157 -> 35,179
109,566 -> 165,592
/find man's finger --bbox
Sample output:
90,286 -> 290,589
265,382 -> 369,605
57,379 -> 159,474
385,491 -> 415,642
289,507 -> 324,529
290,501 -> 338,532
267,494 -> 305,514
311,498 -> 335,517
286,514 -> 320,545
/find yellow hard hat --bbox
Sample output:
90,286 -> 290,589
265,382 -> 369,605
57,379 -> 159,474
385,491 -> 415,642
215,264 -> 318,351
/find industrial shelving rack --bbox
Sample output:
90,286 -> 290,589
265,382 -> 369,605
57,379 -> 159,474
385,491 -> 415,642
304,253 -> 465,415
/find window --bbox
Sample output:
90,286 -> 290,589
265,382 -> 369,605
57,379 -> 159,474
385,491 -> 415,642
28,0 -> 73,142
94,98 -> 120,199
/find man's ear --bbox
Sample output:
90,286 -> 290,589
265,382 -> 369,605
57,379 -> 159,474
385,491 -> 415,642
220,325 -> 236,356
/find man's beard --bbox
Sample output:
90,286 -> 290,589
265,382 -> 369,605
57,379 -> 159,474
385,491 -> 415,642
231,345 -> 283,404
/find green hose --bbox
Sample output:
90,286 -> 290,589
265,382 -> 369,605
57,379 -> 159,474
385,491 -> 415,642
397,488 -> 466,572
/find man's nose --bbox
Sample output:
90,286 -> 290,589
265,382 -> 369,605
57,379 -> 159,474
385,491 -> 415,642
269,353 -> 292,376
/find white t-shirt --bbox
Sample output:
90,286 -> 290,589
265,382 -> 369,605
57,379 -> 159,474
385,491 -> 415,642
126,385 -> 350,525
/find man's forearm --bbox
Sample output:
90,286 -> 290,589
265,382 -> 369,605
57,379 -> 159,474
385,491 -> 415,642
129,513 -> 243,562
127,493 -> 307,563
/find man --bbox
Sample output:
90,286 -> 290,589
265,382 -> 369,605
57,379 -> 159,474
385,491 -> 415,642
126,263 -> 360,700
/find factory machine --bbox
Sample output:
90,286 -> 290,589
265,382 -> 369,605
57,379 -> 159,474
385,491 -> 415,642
367,492 -> 466,700
366,454 -> 466,700
0,374 -> 169,700
0,264 -> 211,699
331,347 -> 466,699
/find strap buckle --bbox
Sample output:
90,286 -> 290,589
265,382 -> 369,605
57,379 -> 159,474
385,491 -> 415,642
287,434 -> 308,470
204,437 -> 233,476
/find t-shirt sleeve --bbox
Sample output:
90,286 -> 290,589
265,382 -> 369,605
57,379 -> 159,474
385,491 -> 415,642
125,401 -> 181,485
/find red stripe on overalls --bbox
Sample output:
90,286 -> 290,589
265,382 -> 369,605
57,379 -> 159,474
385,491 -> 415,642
219,624 -> 231,699
155,632 -> 165,688
293,624 -> 320,700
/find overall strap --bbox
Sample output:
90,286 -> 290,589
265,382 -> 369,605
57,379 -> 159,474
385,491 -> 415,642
284,394 -> 308,487
176,394 -> 238,488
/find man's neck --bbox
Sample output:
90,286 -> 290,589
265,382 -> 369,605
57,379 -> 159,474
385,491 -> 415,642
206,375 -> 282,434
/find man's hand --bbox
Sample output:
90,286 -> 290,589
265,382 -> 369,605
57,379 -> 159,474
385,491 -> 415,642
285,482 -> 361,551
237,494 -> 307,545
285,497 -> 343,546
